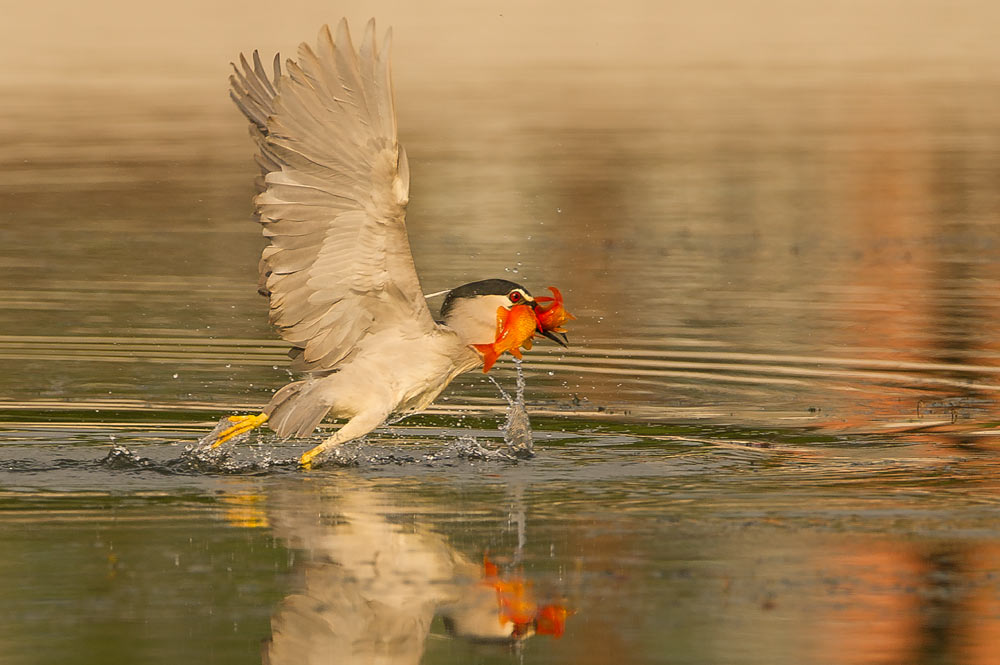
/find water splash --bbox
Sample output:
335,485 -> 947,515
99,432 -> 528,474
102,444 -> 156,471
100,440 -> 291,475
98,373 -> 538,474
441,436 -> 520,462
488,359 -> 535,458
307,440 -> 410,467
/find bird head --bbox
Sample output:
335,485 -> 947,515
440,279 -> 571,349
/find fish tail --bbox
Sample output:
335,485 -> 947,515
474,343 -> 500,373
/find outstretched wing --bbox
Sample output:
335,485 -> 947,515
229,19 -> 436,372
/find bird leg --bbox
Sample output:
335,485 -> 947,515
211,412 -> 269,448
299,409 -> 388,469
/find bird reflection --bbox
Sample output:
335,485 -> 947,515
261,480 -> 567,665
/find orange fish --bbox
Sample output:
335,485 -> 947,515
534,604 -> 568,638
474,304 -> 539,373
535,286 -> 575,333
481,555 -> 569,639
482,555 -> 500,578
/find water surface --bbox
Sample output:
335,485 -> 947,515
3,7 -> 1000,664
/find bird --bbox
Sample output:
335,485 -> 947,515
262,482 -> 567,663
208,19 -> 572,468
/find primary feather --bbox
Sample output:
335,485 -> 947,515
229,19 -> 435,372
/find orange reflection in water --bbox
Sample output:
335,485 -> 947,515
960,545 -> 1000,665
811,541 -> 1000,665
810,542 -> 926,664
804,81 -> 1000,438
253,482 -> 573,665
482,555 -> 569,638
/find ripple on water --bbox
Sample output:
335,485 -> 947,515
4,332 -> 1000,437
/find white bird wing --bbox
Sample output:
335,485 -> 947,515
229,19 -> 436,372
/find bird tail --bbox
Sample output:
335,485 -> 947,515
265,378 -> 332,438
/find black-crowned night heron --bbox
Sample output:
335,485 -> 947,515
209,20 -> 573,467
263,482 -> 567,663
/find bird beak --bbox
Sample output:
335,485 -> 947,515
532,286 -> 574,347
526,300 -> 569,347
539,328 -> 569,347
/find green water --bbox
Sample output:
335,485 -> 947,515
4,5 -> 1000,664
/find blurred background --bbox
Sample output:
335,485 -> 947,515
3,0 -> 1000,429
3,3 -> 1000,664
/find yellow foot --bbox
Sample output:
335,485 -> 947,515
298,444 -> 327,470
211,413 -> 269,448
298,448 -> 319,469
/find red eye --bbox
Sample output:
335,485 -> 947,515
509,291 -> 520,302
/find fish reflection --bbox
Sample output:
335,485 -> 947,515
261,481 -> 567,664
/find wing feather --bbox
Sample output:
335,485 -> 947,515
230,19 -> 436,371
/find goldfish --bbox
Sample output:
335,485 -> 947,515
481,555 -> 569,639
472,286 -> 574,372
535,286 -> 575,333
474,304 -> 539,373
534,604 -> 569,638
